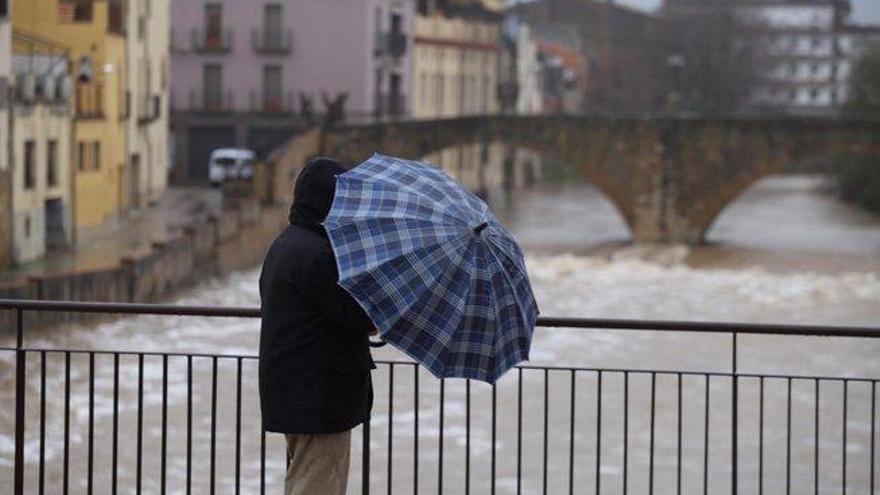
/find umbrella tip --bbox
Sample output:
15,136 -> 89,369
473,222 -> 489,235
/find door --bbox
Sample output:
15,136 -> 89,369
263,65 -> 282,112
45,198 -> 66,251
263,4 -> 282,48
204,3 -> 223,47
203,64 -> 223,110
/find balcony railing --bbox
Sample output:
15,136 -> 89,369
249,89 -> 295,115
2,298 -> 879,494
191,27 -> 233,53
188,89 -> 234,113
137,93 -> 161,124
75,82 -> 104,118
376,31 -> 408,58
377,93 -> 406,118
251,28 -> 293,55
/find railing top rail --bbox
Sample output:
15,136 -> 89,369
1,298 -> 879,338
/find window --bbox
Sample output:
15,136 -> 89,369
263,65 -> 282,111
78,141 -> 100,171
435,74 -> 444,112
24,141 -> 36,190
58,0 -> 93,22
203,64 -> 223,110
47,140 -> 58,187
264,4 -> 283,48
92,142 -> 100,169
204,3 -> 223,46
810,88 -> 819,101
374,6 -> 384,55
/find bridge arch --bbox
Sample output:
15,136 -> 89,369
319,115 -> 880,244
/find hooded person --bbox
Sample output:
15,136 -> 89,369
259,157 -> 376,495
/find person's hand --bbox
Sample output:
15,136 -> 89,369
370,327 -> 379,336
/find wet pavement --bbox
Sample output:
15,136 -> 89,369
0,187 -> 222,286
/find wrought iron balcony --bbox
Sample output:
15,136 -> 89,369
377,92 -> 406,118
249,89 -> 295,115
188,89 -> 235,113
251,29 -> 293,55
3,298 -> 878,494
375,31 -> 408,58
191,27 -> 233,54
137,93 -> 161,124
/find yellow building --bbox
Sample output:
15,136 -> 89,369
14,0 -> 129,233
412,0 -> 504,197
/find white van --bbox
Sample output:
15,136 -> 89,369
208,148 -> 256,186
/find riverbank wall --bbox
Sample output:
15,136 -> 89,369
0,129 -> 322,333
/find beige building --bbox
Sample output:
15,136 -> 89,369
126,0 -> 169,209
10,33 -> 75,263
0,1 -> 12,267
412,0 -> 504,198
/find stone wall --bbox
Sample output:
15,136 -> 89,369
0,197 -> 288,334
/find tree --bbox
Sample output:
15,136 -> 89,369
844,48 -> 880,115
836,48 -> 880,214
654,3 -> 766,114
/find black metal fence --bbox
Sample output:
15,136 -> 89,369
1,299 -> 878,494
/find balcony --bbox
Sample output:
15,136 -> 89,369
137,94 -> 161,124
375,31 -> 408,58
188,89 -> 234,113
75,82 -> 104,119
377,93 -> 406,118
249,89 -> 295,115
191,27 -> 233,54
251,29 -> 293,55
388,31 -> 407,58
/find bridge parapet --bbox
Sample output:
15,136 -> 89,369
309,115 -> 880,243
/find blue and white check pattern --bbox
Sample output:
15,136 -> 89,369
324,153 -> 539,383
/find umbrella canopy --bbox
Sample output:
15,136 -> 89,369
324,153 -> 539,383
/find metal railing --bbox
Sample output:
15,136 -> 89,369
252,28 -> 293,55
1,298 -> 878,494
191,27 -> 233,53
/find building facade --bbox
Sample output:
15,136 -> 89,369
10,36 -> 74,263
412,0 -> 504,198
170,0 -> 413,182
744,0 -> 852,113
126,0 -> 170,208
0,0 -> 12,268
14,0 -> 130,232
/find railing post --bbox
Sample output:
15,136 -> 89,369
14,308 -> 26,495
732,330 -> 739,495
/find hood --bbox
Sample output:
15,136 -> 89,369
288,157 -> 349,234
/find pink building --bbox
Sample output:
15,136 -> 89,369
170,0 -> 412,182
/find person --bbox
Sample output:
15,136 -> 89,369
259,157 -> 376,495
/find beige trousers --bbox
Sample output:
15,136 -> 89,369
284,430 -> 352,495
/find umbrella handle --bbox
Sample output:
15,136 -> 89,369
368,339 -> 388,348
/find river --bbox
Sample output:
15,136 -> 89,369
1,175 -> 879,494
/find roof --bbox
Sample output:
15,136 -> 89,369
537,41 -> 587,72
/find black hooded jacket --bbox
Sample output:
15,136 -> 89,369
259,158 -> 375,434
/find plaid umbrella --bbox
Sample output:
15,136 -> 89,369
324,153 -> 539,383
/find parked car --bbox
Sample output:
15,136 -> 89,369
208,148 -> 256,186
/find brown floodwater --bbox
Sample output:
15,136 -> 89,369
2,175 -> 878,494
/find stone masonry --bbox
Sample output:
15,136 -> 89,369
318,115 -> 880,243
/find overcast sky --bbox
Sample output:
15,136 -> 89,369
615,0 -> 880,24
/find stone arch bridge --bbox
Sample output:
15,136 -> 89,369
310,115 -> 880,243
